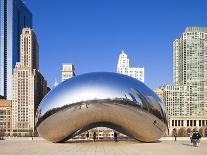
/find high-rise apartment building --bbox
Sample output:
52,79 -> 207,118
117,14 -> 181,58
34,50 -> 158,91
155,27 -> 207,137
61,64 -> 75,82
0,0 -> 32,99
117,51 -> 144,82
173,27 -> 207,116
12,28 -> 47,136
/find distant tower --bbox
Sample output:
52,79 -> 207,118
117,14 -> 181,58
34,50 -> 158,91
12,28 -> 47,136
117,50 -> 129,75
61,64 -> 75,82
117,50 -> 144,82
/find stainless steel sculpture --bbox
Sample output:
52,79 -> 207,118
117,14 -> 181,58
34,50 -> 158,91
36,72 -> 168,143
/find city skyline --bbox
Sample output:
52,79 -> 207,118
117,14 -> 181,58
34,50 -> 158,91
1,1 -> 207,151
22,0 -> 207,89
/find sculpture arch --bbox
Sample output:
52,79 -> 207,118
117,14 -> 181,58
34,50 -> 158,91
36,72 -> 168,142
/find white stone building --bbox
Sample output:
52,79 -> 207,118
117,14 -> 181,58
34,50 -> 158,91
12,28 -> 47,136
61,64 -> 75,82
117,51 -> 144,82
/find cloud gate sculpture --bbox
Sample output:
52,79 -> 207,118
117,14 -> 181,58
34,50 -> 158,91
36,72 -> 168,143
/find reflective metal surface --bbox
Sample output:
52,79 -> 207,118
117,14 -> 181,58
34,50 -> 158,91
36,72 -> 168,143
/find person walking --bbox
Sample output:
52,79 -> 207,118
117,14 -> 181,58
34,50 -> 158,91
173,129 -> 177,141
93,132 -> 96,142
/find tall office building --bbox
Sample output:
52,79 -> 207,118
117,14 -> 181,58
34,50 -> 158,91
0,0 -> 32,99
117,50 -> 144,82
12,28 -> 47,136
61,64 -> 75,82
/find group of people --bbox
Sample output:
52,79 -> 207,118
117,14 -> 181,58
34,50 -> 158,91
173,130 -> 202,147
85,131 -> 118,142
190,131 -> 202,147
85,131 -> 97,142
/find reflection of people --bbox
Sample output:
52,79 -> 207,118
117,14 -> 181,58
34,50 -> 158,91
86,131 -> 89,140
114,131 -> 118,142
93,132 -> 96,142
173,129 -> 177,141
192,131 -> 201,147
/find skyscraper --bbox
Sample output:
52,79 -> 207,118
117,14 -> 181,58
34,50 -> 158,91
12,28 -> 47,136
61,64 -> 75,82
173,27 -> 207,116
117,50 -> 144,82
0,0 -> 32,99
154,27 -> 207,137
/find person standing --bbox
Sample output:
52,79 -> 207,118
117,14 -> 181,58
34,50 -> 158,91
192,131 -> 197,147
93,132 -> 96,142
86,131 -> 89,140
190,131 -> 193,143
114,131 -> 118,142
196,131 -> 201,146
173,129 -> 177,141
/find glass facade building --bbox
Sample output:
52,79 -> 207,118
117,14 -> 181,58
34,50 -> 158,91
0,0 -> 32,99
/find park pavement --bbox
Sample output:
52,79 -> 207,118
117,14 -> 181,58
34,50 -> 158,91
0,139 -> 207,155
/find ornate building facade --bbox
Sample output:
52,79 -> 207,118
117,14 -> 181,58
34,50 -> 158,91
12,28 -> 47,136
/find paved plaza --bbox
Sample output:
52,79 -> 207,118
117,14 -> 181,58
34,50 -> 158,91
0,139 -> 207,155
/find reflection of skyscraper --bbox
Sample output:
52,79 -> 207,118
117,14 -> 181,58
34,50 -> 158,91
117,50 -> 144,82
0,0 -> 32,99
12,28 -> 47,136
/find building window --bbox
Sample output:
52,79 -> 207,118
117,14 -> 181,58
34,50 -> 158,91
194,120 -> 196,126
202,120 -> 205,126
190,120 -> 193,126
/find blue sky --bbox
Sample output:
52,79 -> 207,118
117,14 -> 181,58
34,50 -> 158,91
24,0 -> 207,89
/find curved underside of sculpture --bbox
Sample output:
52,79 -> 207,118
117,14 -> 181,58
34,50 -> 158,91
36,72 -> 168,143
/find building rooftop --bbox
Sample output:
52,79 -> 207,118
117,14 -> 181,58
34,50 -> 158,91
185,26 -> 207,33
0,99 -> 12,107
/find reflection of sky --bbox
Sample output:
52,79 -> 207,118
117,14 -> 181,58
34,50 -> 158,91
39,72 -> 166,116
